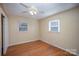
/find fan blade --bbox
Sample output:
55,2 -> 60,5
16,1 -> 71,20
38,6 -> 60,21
19,3 -> 30,8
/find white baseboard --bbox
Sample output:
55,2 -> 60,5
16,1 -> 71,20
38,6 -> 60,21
3,46 -> 8,54
9,39 -> 39,47
41,40 -> 78,56
52,44 -> 78,56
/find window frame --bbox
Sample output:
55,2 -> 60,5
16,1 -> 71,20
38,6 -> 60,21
19,22 -> 28,32
49,20 -> 60,32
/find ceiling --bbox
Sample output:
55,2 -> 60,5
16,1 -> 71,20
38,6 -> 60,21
2,3 -> 79,19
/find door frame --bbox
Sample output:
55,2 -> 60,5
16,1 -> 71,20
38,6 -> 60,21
1,14 -> 4,56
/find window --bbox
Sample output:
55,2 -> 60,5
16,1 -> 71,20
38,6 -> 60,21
49,20 -> 60,32
19,23 -> 28,32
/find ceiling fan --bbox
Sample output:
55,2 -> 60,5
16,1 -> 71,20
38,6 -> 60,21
19,3 -> 39,15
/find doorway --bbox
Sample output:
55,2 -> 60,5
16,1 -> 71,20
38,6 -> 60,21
1,14 -> 9,56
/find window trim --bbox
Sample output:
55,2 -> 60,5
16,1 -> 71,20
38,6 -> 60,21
19,22 -> 28,32
49,20 -> 60,32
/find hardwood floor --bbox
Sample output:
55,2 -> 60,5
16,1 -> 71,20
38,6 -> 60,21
5,40 -> 75,56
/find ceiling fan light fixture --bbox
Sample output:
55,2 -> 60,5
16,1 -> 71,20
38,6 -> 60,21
29,11 -> 34,15
29,10 -> 37,15
33,11 -> 37,14
29,6 -> 38,15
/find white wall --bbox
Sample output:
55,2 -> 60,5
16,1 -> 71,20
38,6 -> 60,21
39,7 -> 79,55
8,16 -> 39,46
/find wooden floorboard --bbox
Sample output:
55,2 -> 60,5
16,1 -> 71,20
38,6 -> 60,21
5,40 -> 75,56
